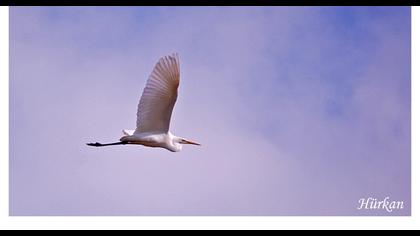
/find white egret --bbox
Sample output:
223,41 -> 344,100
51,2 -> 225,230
87,53 -> 200,152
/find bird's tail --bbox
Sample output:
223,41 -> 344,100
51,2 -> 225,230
122,129 -> 135,136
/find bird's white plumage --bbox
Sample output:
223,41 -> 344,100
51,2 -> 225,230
88,53 -> 200,152
135,53 -> 180,134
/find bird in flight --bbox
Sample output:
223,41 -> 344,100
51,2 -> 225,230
87,53 -> 200,152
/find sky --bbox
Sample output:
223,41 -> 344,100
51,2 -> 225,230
9,6 -> 411,216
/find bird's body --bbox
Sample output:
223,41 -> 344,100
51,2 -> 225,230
87,53 -> 200,152
120,131 -> 182,152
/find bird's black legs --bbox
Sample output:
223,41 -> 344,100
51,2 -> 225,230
86,141 -> 128,147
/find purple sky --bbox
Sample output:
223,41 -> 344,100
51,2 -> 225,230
10,6 -> 411,216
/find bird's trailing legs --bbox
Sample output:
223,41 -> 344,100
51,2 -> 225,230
86,141 -> 128,147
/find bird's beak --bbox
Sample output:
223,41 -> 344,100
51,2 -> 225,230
182,139 -> 201,146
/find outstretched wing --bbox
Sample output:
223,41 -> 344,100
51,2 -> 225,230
135,53 -> 180,134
